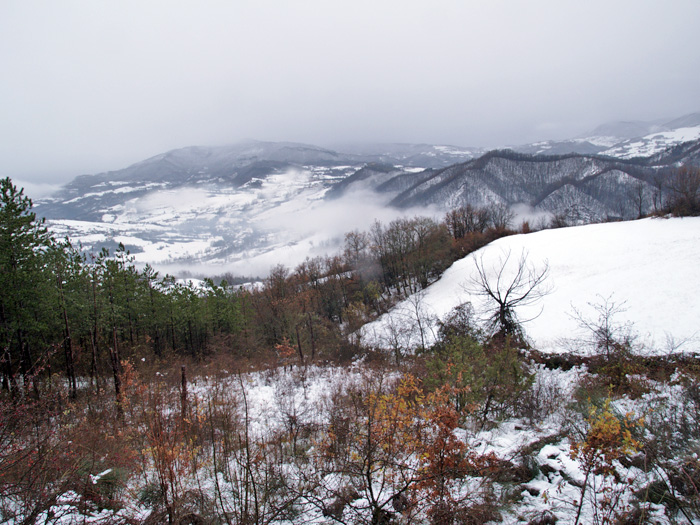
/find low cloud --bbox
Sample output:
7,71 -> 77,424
158,181 -> 444,278
511,203 -> 553,229
12,179 -> 62,200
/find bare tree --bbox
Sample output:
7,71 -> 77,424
466,249 -> 551,342
562,295 -> 641,390
487,202 -> 515,231
444,204 -> 490,239
343,229 -> 370,268
568,294 -> 635,359
403,290 -> 436,354
628,179 -> 649,219
668,165 -> 700,216
651,170 -> 668,213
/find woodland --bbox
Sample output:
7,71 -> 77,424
1,167 -> 700,524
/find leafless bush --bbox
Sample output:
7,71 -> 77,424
519,366 -> 567,424
203,374 -> 303,524
566,295 -> 642,392
667,165 -> 700,216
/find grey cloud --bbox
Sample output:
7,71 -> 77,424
1,0 -> 699,184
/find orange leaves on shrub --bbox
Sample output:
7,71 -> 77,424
274,338 -> 296,360
318,373 -> 492,517
568,398 -> 645,525
570,399 -> 643,477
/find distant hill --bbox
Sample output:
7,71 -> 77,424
512,112 -> 700,157
383,146 -> 699,223
33,114 -> 700,273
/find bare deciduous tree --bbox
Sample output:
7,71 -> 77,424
466,249 -> 551,342
568,294 -> 635,359
444,204 -> 491,239
628,179 -> 649,219
668,165 -> 700,216
487,202 -> 515,231
651,170 -> 668,213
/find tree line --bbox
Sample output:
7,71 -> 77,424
0,177 -> 526,401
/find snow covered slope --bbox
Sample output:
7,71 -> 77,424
601,126 -> 700,159
512,112 -> 700,157
33,142 -> 460,275
587,114 -> 700,160
387,151 -> 655,222
42,168 -> 434,276
361,217 -> 700,354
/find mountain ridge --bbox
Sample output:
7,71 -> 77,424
33,113 -> 700,273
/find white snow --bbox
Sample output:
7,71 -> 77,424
602,126 -> 700,159
89,469 -> 113,485
362,217 -> 700,354
580,135 -> 621,148
432,145 -> 475,157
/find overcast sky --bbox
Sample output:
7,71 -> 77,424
2,0 -> 699,185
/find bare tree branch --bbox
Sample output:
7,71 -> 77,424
465,249 -> 551,342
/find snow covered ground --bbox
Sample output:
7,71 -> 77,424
361,217 -> 700,354
22,361 -> 686,524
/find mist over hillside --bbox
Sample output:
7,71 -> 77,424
33,113 -> 700,277
4,3 -> 700,522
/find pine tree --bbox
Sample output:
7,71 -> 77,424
0,177 -> 55,393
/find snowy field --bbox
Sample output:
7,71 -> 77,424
602,126 -> 700,158
44,167 -> 438,276
362,217 -> 700,354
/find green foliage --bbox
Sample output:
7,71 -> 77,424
75,461 -> 128,510
138,480 -> 165,509
0,177 -> 58,391
0,177 -> 252,395
424,305 -> 533,422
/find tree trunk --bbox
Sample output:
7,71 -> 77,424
109,327 -> 123,421
58,276 -> 76,399
180,365 -> 188,423
295,324 -> 304,365
91,275 -> 100,393
307,312 -> 316,361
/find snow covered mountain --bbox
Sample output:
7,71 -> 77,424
386,139 -> 700,223
512,112 -> 700,157
36,141 -> 457,275
361,217 -> 700,355
601,124 -> 700,159
34,114 -> 700,275
387,151 -> 647,222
